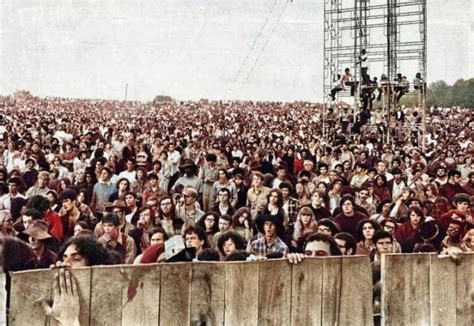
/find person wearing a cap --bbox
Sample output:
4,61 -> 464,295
439,169 -> 466,203
94,199 -> 135,238
24,220 -> 57,269
58,189 -> 91,238
97,213 -> 136,264
172,159 -> 203,196
176,186 -> 205,223
249,214 -> 288,258
412,220 -> 441,252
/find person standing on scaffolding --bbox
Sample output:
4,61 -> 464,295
329,68 -> 355,101
358,49 -> 369,85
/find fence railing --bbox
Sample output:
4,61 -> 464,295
5,253 -> 473,326
8,256 -> 373,326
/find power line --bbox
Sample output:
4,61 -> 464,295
228,0 -> 280,97
239,0 -> 289,95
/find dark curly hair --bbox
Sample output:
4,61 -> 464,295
216,231 -> 247,256
57,235 -> 113,266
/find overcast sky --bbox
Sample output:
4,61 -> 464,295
1,0 -> 473,102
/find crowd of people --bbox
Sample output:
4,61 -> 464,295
0,95 -> 471,301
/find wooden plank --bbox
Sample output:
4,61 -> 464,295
429,254 -> 457,326
159,262 -> 192,326
290,258 -> 323,326
90,265 -> 125,326
190,262 -> 225,326
455,253 -> 474,326
120,264 -> 161,326
0,272 -> 6,326
258,259 -> 292,326
9,267 -> 91,326
321,256 -> 342,326
225,261 -> 259,326
382,254 -> 430,326
339,255 -> 373,326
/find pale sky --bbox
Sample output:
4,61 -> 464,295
1,0 -> 473,102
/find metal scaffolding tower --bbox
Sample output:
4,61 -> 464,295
323,0 -> 427,145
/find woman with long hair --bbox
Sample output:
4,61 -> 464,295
292,206 -> 318,249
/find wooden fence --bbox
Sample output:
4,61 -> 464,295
6,253 -> 473,326
381,253 -> 474,326
8,256 -> 373,326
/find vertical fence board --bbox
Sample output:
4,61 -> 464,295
120,264 -> 161,326
290,258 -> 323,326
455,253 -> 474,326
159,262 -> 192,326
225,261 -> 259,326
340,256 -> 373,326
190,262 -> 226,326
9,268 -> 91,326
429,254 -> 457,326
382,254 -> 430,326
258,259 -> 292,326
90,266 -> 124,326
321,257 -> 342,325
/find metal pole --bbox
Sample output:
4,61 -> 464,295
124,83 -> 128,102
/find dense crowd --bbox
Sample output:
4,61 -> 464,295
0,94 -> 472,274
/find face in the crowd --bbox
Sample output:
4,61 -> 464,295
112,209 -> 125,223
118,180 -> 129,191
263,221 -> 276,239
300,211 -> 312,226
268,191 -> 279,205
455,201 -> 469,213
139,209 -> 152,228
409,211 -> 422,228
447,223 -> 462,240
362,222 -> 375,240
375,237 -> 393,255
377,161 -> 387,173
342,200 -> 354,215
38,175 -> 49,188
8,182 -> 18,195
239,213 -> 249,225
184,193 -> 195,205
62,244 -> 88,268
185,232 -> 203,252
359,189 -> 369,201
204,215 -> 216,231
28,236 -> 44,251
62,198 -> 76,212
218,191 -> 229,204
218,218 -> 230,231
335,238 -> 349,255
125,194 -> 137,208
252,175 -> 263,188
311,192 -> 324,207
150,232 -> 165,246
223,238 -> 236,256
160,199 -> 173,215
22,215 -> 34,229
148,178 -> 158,187
100,169 -> 110,181
304,240 -> 331,257
102,222 -> 117,235
73,224 -> 85,236
280,187 -> 290,199
383,221 -> 396,235
317,224 -> 332,236
276,169 -> 286,180
319,166 -> 328,175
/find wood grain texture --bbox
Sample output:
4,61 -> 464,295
90,265 -> 125,326
321,256 -> 342,326
258,259 -> 292,326
120,264 -> 161,326
9,267 -> 91,326
190,262 -> 225,326
339,255 -> 373,326
159,262 -> 192,326
290,258 -> 323,326
429,254 -> 457,326
225,261 -> 259,326
382,254 -> 430,326
455,253 -> 474,326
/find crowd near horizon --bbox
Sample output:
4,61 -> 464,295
0,93 -> 472,270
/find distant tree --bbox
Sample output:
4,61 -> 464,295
153,95 -> 175,103
426,78 -> 474,107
